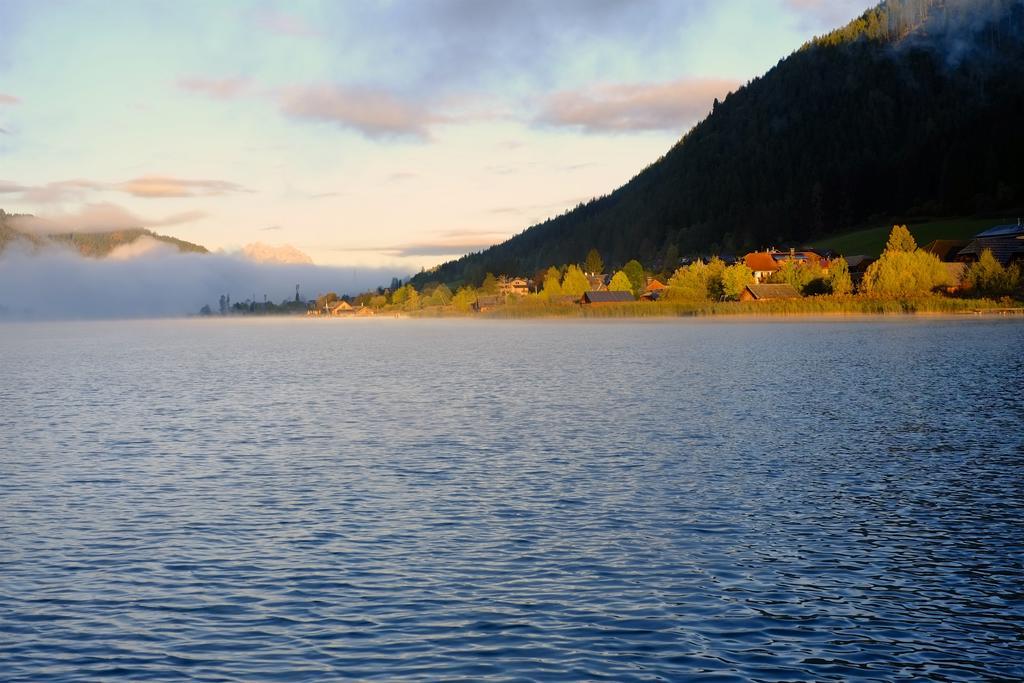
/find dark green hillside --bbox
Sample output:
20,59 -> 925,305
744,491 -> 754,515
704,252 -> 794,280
48,229 -> 208,257
0,209 -> 208,257
415,0 -> 1024,287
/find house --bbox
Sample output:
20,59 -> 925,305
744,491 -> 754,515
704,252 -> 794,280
329,300 -> 355,315
355,305 -> 375,316
499,277 -> 530,296
922,239 -> 971,262
844,255 -> 874,272
639,278 -> 668,301
586,273 -> 608,291
580,290 -> 635,305
743,249 -> 826,283
957,221 -> 1024,266
473,295 -> 505,312
739,283 -> 801,301
645,278 -> 668,293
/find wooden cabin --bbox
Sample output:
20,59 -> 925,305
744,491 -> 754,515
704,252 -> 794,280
580,290 -> 635,305
739,284 -> 801,301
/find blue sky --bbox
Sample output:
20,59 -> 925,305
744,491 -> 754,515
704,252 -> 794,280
0,0 -> 871,270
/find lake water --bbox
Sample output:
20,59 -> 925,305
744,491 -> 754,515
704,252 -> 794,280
1,317 -> 1022,681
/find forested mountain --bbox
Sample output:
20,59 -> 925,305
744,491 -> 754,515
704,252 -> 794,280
415,0 -> 1024,287
0,209 -> 208,257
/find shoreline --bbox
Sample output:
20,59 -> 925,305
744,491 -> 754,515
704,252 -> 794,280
3,302 -> 1023,325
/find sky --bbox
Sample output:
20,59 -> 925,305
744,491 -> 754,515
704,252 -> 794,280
0,0 -> 872,276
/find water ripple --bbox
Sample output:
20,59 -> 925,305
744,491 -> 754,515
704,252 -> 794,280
1,318 -> 1023,681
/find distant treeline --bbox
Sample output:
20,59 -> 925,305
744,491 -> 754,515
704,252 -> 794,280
413,0 -> 1024,290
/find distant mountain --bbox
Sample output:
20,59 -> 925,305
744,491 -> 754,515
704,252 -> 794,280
0,209 -> 208,257
241,242 -> 314,265
415,0 -> 1024,287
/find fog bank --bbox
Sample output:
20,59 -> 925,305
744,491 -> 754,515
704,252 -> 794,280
0,246 -> 403,320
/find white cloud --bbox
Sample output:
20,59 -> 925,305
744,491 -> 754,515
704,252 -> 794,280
537,78 -> 739,133
278,85 -> 437,140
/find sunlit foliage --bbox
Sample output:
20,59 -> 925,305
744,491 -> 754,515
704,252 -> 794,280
962,249 -> 1022,297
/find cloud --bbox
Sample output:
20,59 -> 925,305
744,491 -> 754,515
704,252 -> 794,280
277,85 -> 437,140
0,175 -> 248,203
320,1 -> 712,97
18,179 -> 106,203
537,77 -> 739,133
177,77 -> 250,99
106,235 -> 178,261
115,176 -> 250,198
0,246 -> 404,319
0,180 -> 27,194
0,93 -> 18,105
259,225 -> 283,232
11,202 -> 205,234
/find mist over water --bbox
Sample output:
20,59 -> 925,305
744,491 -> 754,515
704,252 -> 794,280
1,318 -> 1022,681
0,247 -> 401,319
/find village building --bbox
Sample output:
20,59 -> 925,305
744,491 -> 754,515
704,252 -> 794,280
743,249 -> 827,283
957,221 -> 1024,266
640,279 -> 667,301
498,277 -> 530,296
473,295 -> 505,312
580,290 -> 635,305
585,273 -> 609,291
645,278 -> 668,293
739,283 -> 801,301
922,239 -> 972,262
329,300 -> 355,316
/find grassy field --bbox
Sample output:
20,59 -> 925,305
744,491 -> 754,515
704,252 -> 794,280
811,217 -> 1009,257
406,296 -> 1023,319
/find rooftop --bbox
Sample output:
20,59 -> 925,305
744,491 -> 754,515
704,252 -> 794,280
744,283 -> 801,300
975,221 -> 1024,239
582,290 -> 635,304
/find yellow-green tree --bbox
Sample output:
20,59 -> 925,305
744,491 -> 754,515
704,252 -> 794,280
452,286 -> 477,311
860,226 -> 950,297
480,273 -> 498,294
369,294 -> 387,309
608,270 -> 633,292
767,259 -> 827,294
826,257 -> 853,295
584,248 -> 604,275
666,259 -> 725,301
561,264 -> 590,297
428,284 -> 453,306
721,263 -> 754,300
622,259 -> 646,296
963,249 -> 1021,297
542,267 -> 562,298
391,285 -> 409,306
404,286 -> 421,311
885,224 -> 918,253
